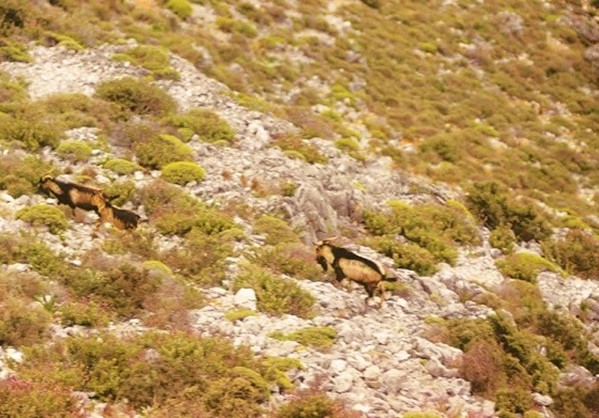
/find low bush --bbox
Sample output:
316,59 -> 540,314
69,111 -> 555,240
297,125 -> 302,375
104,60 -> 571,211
335,137 -> 364,161
103,158 -> 143,175
366,236 -> 438,276
165,108 -> 235,144
496,252 -> 560,283
16,204 -> 68,234
113,45 -> 179,80
165,0 -> 193,19
136,134 -> 193,169
0,154 -> 54,197
489,225 -> 516,254
95,77 -> 177,117
233,264 -> 315,318
0,111 -> 64,151
0,377 -> 84,418
59,300 -> 113,327
161,161 -> 205,185
269,326 -> 336,350
251,242 -> 322,281
465,181 -> 551,242
272,134 -> 328,164
0,296 -> 52,347
103,180 -> 136,207
16,331 -> 291,415
225,309 -> 258,322
542,229 -> 599,280
56,140 -> 92,162
253,215 -> 299,245
0,39 -> 31,62
274,388 -> 359,418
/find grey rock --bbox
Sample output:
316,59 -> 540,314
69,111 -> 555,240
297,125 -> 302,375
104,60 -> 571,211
234,288 -> 257,311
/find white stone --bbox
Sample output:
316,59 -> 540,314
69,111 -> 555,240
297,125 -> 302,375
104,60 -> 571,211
333,372 -> 354,393
330,359 -> 347,374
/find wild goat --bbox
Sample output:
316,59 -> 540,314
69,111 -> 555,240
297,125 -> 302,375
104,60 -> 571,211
315,237 -> 396,307
38,175 -> 115,214
90,191 -> 141,230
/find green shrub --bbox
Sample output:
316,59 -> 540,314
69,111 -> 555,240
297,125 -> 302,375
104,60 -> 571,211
17,331 -> 286,414
0,296 -> 52,347
233,264 -> 315,318
39,93 -> 121,129
465,182 -> 551,242
64,264 -> 161,318
496,252 -> 560,283
136,134 -> 193,169
0,377 -> 83,418
16,204 -> 68,234
165,108 -> 235,144
273,134 -> 328,164
56,140 -> 92,162
490,225 -> 516,254
495,387 -> 534,415
103,180 -> 136,207
103,158 -> 143,175
0,154 -> 54,197
225,309 -> 258,322
403,412 -> 443,418
0,39 -> 31,62
275,391 -> 357,418
253,215 -> 299,245
165,0 -> 193,19
114,45 -> 179,80
366,236 -> 438,276
251,242 -> 322,281
335,137 -> 364,160
0,112 -> 63,151
270,326 -> 336,350
0,0 -> 28,36
542,230 -> 599,280
59,300 -> 112,327
161,161 -> 205,185
95,77 -> 177,117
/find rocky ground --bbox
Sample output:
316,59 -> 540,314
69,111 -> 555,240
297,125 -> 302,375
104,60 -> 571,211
2,43 -> 599,417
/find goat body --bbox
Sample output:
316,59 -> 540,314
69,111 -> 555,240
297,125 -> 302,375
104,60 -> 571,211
315,239 -> 395,305
38,176 -> 113,213
91,191 -> 141,230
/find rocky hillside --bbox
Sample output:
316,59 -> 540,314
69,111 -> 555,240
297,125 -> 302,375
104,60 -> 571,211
1,1 -> 599,417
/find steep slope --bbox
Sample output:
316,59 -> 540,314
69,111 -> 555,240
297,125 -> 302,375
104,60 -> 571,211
1,1 -> 599,417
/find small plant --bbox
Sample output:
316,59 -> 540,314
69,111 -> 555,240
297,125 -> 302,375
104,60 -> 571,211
272,134 -> 328,164
16,204 -> 68,234
233,264 -> 315,318
253,215 -> 300,245
335,137 -> 364,161
0,377 -> 84,418
165,108 -> 235,144
95,77 -> 177,117
542,229 -> 599,280
251,242 -> 322,281
0,296 -> 52,347
136,134 -> 193,169
103,158 -> 143,175
103,180 -> 136,207
0,39 -> 31,62
269,326 -> 336,350
165,0 -> 193,19
59,300 -> 112,327
489,225 -> 516,254
56,140 -> 92,162
0,112 -> 64,151
496,252 -> 560,283
225,309 -> 258,322
113,45 -> 179,80
274,388 -> 359,418
161,161 -> 205,185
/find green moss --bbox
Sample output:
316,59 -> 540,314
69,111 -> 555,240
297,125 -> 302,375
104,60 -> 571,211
496,253 -> 560,283
114,45 -> 180,80
165,108 -> 235,144
269,326 -> 336,350
225,309 -> 258,322
253,215 -> 299,245
161,161 -> 205,185
56,140 -> 92,162
95,77 -> 177,117
103,158 -> 143,175
136,134 -> 193,169
233,264 -> 315,318
16,205 -> 68,234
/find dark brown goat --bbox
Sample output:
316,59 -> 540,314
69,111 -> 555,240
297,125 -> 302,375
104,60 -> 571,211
90,191 -> 141,230
315,237 -> 396,307
38,176 -> 115,214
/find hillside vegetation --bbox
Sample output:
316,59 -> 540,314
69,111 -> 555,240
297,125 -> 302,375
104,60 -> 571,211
1,0 -> 599,417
